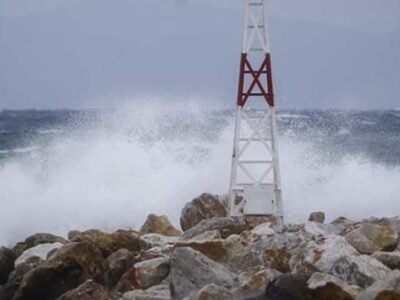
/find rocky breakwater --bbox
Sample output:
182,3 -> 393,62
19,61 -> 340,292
1,193 -> 400,299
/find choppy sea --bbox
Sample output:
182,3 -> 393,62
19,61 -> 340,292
1,106 -> 400,245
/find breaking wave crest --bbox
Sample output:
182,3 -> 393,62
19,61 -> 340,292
0,98 -> 399,245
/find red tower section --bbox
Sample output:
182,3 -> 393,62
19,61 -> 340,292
237,53 -> 275,107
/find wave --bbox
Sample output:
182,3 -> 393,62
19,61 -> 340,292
0,99 -> 399,246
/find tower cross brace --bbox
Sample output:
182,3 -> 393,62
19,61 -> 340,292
229,0 -> 284,225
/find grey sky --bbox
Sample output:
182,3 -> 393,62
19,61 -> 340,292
0,0 -> 399,109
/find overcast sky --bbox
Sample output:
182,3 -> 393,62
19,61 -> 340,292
0,0 -> 399,109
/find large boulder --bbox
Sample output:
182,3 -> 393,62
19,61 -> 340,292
140,214 -> 182,237
345,223 -> 398,254
0,247 -> 15,285
57,280 -> 118,300
169,247 -> 238,299
116,257 -> 169,292
372,251 -> 400,270
309,212 -> 326,224
356,270 -> 400,300
180,193 -> 227,231
69,229 -> 141,257
12,233 -> 67,258
303,236 -> 390,288
304,236 -> 359,269
331,255 -> 390,288
12,241 -> 107,300
131,257 -> 169,290
15,242 -> 63,267
104,249 -> 136,288
228,231 -> 308,274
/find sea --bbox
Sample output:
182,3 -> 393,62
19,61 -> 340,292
1,105 -> 400,246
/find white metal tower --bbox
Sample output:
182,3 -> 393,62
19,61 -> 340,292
229,0 -> 284,225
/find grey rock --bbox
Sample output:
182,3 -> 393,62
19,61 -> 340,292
115,257 -> 169,292
180,193 -> 227,232
330,255 -> 390,288
303,235 -> 390,288
356,270 -> 400,300
105,249 -> 136,288
169,247 -> 237,299
133,257 -> 170,290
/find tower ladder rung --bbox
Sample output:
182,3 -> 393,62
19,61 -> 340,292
249,2 -> 263,6
249,48 -> 264,52
239,138 -> 271,141
247,25 -> 265,29
239,160 -> 273,164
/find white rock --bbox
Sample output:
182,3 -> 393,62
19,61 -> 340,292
169,247 -> 238,299
304,236 -> 359,271
15,242 -> 63,267
184,230 -> 221,242
251,223 -> 275,236
139,234 -> 179,248
304,222 -> 342,236
304,235 -> 390,287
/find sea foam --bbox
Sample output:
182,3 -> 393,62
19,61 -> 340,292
0,98 -> 399,246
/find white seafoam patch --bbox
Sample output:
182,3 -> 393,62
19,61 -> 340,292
0,99 -> 400,246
